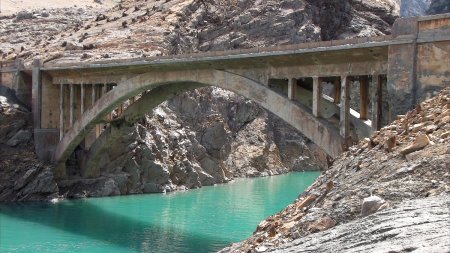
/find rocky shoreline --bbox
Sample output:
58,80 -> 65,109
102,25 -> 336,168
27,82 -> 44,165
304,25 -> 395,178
220,87 -> 450,252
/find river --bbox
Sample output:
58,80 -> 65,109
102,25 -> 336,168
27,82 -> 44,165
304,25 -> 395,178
0,172 -> 319,253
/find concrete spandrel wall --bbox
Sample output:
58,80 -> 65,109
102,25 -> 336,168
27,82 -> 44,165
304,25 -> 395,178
387,42 -> 416,118
417,41 -> 450,99
0,72 -> 14,88
41,76 -> 60,129
388,14 -> 450,119
416,16 -> 450,101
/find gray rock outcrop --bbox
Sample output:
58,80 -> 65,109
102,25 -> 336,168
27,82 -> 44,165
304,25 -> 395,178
270,196 -> 450,253
400,0 -> 431,17
427,0 -> 450,15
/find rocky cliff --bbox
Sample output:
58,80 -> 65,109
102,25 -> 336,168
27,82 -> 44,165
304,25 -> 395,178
221,87 -> 450,252
1,0 -> 399,200
399,0 -> 431,17
0,87 -> 59,201
427,0 -> 450,15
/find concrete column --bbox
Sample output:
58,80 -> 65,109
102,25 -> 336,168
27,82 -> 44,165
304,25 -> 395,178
288,78 -> 297,100
80,82 -> 85,114
371,74 -> 382,131
102,83 -> 107,96
334,78 -> 341,104
359,76 -> 369,120
340,75 -> 350,138
69,83 -> 74,127
32,59 -> 42,129
59,82 -> 64,140
91,84 -> 96,107
312,76 -> 322,117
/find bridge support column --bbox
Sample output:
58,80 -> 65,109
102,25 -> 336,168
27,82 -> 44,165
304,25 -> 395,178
91,84 -> 96,106
334,78 -> 341,104
372,74 -> 382,131
59,82 -> 64,140
80,82 -> 85,114
69,83 -> 74,127
288,78 -> 297,100
312,76 -> 322,117
340,75 -> 350,139
32,59 -> 42,129
359,76 -> 369,120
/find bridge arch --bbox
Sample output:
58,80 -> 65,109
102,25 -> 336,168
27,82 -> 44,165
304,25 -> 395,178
54,69 -> 344,178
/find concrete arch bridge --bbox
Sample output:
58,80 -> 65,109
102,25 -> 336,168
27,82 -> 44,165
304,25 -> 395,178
1,14 -> 449,179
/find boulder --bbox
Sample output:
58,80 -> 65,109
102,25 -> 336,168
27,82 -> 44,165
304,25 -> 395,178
399,134 -> 430,155
361,195 -> 386,217
6,129 -> 32,146
16,11 -> 33,20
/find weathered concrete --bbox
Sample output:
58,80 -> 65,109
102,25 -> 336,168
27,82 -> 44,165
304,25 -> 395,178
54,70 -> 346,178
387,13 -> 450,121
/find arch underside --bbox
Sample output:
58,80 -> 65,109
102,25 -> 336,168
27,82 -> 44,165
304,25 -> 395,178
54,69 -> 345,178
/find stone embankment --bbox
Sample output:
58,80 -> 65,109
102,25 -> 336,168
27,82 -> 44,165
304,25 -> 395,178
221,87 -> 450,252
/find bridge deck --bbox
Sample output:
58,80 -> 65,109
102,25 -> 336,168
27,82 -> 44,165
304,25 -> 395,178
40,35 -> 394,76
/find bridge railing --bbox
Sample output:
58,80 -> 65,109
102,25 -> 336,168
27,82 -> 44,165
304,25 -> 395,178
42,35 -> 392,69
164,35 -> 392,60
0,60 -> 20,73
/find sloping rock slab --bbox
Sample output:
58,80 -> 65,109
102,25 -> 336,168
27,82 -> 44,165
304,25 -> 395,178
270,195 -> 450,253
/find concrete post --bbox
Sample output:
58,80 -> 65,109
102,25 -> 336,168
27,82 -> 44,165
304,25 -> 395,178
59,82 -> 64,140
334,78 -> 341,104
91,84 -> 96,107
312,76 -> 322,117
371,74 -> 382,131
288,78 -> 297,100
340,75 -> 350,138
32,59 -> 42,129
359,76 -> 369,120
102,83 -> 107,96
69,83 -> 74,127
81,82 -> 85,114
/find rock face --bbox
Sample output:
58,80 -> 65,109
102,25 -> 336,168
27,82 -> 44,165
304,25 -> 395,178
0,88 -> 59,201
0,0 -> 399,63
427,0 -> 450,15
220,87 -> 450,252
61,88 -> 322,197
270,196 -> 450,253
400,0 -> 431,17
0,87 -> 30,146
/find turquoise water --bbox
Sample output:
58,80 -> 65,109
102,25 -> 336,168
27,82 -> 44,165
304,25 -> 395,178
0,172 -> 319,253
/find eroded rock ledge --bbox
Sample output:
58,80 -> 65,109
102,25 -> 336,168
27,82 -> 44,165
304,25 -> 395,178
270,196 -> 450,253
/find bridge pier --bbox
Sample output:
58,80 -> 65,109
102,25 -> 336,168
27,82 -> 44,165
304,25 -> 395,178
359,76 -> 369,120
312,76 -> 322,117
333,78 -> 341,104
59,82 -> 64,140
288,78 -> 297,100
371,74 -> 383,131
340,75 -> 350,142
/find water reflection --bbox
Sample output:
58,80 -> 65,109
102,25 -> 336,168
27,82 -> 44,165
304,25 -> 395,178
0,172 -> 319,253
